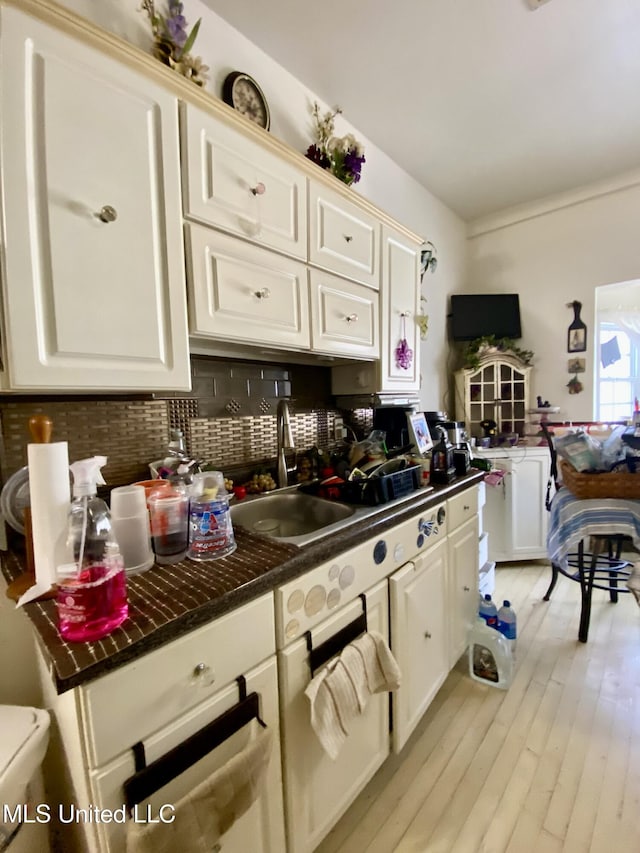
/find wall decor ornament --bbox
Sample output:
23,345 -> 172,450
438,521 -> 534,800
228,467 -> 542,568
140,0 -> 208,86
394,314 -> 414,370
567,299 -> 587,353
305,103 -> 366,186
416,241 -> 437,340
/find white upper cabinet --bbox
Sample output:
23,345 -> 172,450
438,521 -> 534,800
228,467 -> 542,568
186,224 -> 310,351
308,180 -> 378,288
309,268 -> 379,359
331,225 -> 421,397
181,102 -> 307,260
0,5 -> 190,391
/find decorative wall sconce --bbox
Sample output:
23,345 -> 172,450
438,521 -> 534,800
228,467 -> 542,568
420,241 -> 438,282
567,300 -> 587,353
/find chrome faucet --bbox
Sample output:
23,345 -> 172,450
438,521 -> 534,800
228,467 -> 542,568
276,399 -> 296,488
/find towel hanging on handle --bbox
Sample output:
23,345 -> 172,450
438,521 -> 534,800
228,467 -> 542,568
305,630 -> 401,760
125,725 -> 272,853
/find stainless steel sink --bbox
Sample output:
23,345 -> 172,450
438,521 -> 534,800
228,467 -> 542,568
229,484 -> 433,547
230,489 -> 355,544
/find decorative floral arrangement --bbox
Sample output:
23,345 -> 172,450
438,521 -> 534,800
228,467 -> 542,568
140,1 -> 209,87
462,336 -> 534,371
305,103 -> 366,186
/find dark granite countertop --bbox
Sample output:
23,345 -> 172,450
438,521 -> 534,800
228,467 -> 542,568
1,471 -> 484,694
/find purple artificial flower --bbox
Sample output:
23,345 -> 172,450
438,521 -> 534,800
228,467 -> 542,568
166,13 -> 188,46
168,0 -> 184,14
306,144 -> 331,171
344,150 -> 365,184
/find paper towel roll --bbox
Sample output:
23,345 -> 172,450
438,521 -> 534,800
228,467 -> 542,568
26,441 -> 70,592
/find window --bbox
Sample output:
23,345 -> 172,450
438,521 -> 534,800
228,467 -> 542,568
597,323 -> 637,421
595,279 -> 640,422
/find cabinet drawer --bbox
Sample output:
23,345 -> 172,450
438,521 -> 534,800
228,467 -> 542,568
181,103 -> 307,259
309,180 -> 378,287
80,594 -> 275,766
447,486 -> 479,532
309,268 -> 379,358
186,224 -> 310,350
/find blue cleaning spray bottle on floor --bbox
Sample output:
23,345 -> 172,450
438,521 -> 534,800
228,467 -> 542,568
479,594 -> 498,628
497,600 -> 517,654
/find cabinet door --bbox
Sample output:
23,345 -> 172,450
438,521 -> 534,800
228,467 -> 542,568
379,225 -> 421,393
447,515 -> 480,668
389,539 -> 448,753
0,7 -> 190,391
185,224 -> 310,350
278,580 -> 389,853
511,453 -> 550,558
88,657 -> 285,853
308,180 -> 378,287
309,268 -> 379,358
181,102 -> 307,260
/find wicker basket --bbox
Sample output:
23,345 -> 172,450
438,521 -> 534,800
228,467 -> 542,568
559,459 -> 640,499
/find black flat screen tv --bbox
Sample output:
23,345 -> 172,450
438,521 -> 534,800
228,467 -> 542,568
450,293 -> 522,341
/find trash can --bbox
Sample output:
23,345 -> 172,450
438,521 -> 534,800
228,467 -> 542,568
0,705 -> 50,852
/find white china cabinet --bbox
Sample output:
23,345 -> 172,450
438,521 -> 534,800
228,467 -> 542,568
0,4 -> 190,391
455,352 -> 532,439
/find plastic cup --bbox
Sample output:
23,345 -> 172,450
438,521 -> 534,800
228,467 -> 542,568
133,479 -> 173,506
110,485 -> 147,518
148,489 -> 189,565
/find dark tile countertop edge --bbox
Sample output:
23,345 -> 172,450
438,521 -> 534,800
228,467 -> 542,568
1,471 -> 484,694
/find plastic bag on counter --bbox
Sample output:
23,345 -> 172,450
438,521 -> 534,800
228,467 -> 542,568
554,430 -> 602,472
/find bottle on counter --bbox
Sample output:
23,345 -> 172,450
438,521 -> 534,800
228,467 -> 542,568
56,456 -> 128,642
187,471 -> 237,561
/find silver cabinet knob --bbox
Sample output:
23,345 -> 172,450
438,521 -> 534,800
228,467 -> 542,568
344,234 -> 353,242
255,288 -> 271,299
96,205 -> 117,223
424,631 -> 432,639
345,313 -> 358,323
463,586 -> 470,592
250,182 -> 266,196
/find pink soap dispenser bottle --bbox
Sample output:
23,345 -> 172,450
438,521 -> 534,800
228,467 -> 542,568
56,456 -> 128,642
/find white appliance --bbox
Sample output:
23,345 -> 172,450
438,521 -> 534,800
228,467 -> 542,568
0,705 -> 50,853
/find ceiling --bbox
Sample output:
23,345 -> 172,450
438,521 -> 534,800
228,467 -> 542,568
202,0 -> 640,222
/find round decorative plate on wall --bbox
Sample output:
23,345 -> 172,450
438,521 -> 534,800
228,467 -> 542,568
222,71 -> 270,131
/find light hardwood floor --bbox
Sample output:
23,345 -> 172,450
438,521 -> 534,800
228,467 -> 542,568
316,561 -> 640,853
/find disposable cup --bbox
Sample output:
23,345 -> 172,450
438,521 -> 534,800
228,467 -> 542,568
110,485 -> 147,519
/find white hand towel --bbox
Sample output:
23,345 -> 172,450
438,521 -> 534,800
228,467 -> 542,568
125,725 -> 272,853
305,629 -> 401,760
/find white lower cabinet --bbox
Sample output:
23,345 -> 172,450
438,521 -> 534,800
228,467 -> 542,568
42,594 -> 285,853
389,539 -> 449,753
479,447 -> 550,561
90,656 -> 284,853
278,579 -> 390,853
447,515 -> 480,668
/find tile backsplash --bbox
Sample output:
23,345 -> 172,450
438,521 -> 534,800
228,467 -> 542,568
0,357 -> 373,487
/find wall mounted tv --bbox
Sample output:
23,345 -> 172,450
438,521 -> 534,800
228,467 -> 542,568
450,293 -> 522,341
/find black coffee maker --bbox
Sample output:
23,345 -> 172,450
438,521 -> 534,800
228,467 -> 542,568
372,405 -> 413,454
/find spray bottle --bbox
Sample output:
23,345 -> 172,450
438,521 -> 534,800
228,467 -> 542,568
55,456 -> 128,642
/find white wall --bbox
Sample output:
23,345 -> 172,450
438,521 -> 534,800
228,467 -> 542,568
55,0 -> 468,412
467,172 -> 640,422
